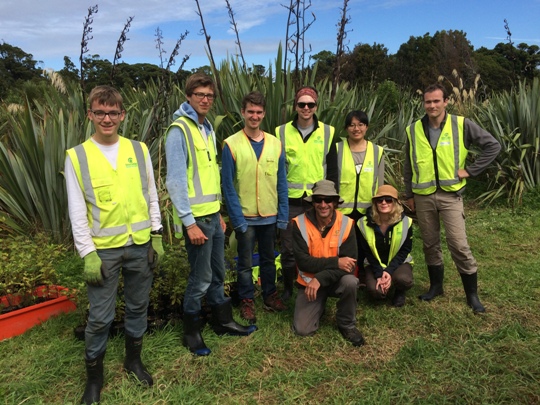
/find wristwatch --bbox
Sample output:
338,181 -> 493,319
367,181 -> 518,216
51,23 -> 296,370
150,227 -> 163,235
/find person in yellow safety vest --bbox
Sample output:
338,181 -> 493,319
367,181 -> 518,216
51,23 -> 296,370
357,185 -> 414,307
336,110 -> 385,287
291,180 -> 365,347
65,85 -> 164,405
275,86 -> 339,302
222,91 -> 289,324
404,83 -> 501,313
164,73 -> 257,357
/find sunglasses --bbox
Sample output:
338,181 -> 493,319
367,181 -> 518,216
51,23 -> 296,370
375,197 -> 394,204
312,196 -> 336,204
297,102 -> 317,109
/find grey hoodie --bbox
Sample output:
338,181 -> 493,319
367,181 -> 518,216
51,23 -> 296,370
165,101 -> 217,228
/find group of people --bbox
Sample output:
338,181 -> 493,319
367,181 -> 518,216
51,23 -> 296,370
66,75 -> 500,404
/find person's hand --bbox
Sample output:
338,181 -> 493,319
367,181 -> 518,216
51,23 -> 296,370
219,214 -> 227,233
84,251 -> 103,286
376,271 -> 392,295
458,168 -> 470,180
150,234 -> 165,266
407,197 -> 415,213
186,224 -> 208,245
338,257 -> 357,273
305,278 -> 321,302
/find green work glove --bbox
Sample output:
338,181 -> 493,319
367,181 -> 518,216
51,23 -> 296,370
150,234 -> 165,267
84,251 -> 103,287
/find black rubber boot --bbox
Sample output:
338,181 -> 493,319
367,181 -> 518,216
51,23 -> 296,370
418,265 -> 444,301
124,335 -> 153,386
183,312 -> 211,356
392,289 -> 407,307
460,272 -> 486,314
211,300 -> 258,336
281,267 -> 295,302
81,351 -> 105,405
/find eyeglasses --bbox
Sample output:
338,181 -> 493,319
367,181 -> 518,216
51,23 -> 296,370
90,110 -> 123,120
192,92 -> 215,101
375,197 -> 394,204
348,123 -> 366,129
312,196 -> 336,204
297,102 -> 317,109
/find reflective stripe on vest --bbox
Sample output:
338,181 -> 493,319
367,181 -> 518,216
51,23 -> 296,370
407,115 -> 468,195
70,138 -> 151,246
337,139 -> 383,214
357,216 -> 413,267
277,122 -> 333,197
294,212 -> 352,285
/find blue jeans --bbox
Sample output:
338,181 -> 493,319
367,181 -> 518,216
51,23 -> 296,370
85,242 -> 153,359
236,223 -> 277,300
183,212 -> 228,314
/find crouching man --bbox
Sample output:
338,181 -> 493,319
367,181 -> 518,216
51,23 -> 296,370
292,180 -> 365,346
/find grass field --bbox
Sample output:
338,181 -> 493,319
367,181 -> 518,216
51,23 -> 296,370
1,204 -> 539,404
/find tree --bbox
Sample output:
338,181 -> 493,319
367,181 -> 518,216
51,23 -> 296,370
310,50 -> 335,82
341,43 -> 390,87
0,42 -> 43,101
392,33 -> 435,91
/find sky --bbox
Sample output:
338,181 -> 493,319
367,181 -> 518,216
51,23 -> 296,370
1,0 -> 539,73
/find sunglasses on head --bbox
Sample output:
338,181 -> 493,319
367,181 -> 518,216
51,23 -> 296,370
312,196 -> 336,204
375,197 -> 394,204
297,102 -> 317,109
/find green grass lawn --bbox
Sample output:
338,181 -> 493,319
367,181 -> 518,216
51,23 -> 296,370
1,205 -> 539,404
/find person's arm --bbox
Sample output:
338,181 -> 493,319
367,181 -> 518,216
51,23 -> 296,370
378,150 -> 385,186
276,147 -> 289,229
384,225 -> 413,275
145,150 -> 162,231
221,143 -> 247,233
325,133 -> 339,185
165,126 -> 196,228
462,118 -> 501,177
65,155 -> 96,258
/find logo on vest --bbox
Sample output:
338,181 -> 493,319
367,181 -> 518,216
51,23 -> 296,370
440,133 -> 451,146
125,157 -> 138,168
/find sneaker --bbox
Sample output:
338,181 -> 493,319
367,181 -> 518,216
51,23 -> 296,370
338,327 -> 366,347
263,291 -> 287,312
239,299 -> 256,323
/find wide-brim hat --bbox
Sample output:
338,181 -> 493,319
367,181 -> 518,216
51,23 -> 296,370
304,180 -> 344,204
372,184 -> 399,200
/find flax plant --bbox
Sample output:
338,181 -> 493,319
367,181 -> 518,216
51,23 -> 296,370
475,78 -> 540,206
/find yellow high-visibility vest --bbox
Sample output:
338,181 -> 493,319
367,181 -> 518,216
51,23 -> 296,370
406,115 -> 468,195
67,137 -> 151,249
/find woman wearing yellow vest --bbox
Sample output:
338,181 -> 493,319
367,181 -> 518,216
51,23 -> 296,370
337,110 -> 385,285
357,185 -> 413,307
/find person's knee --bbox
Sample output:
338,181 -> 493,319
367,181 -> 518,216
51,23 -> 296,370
292,322 -> 316,337
340,274 -> 359,291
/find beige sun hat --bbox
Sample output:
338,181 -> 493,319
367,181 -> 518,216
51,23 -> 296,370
304,180 -> 344,204
372,184 -> 399,200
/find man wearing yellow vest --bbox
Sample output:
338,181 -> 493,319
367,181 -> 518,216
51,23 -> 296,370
165,73 -> 256,357
65,86 -> 163,404
222,91 -> 289,323
292,180 -> 365,346
404,83 -> 500,313
276,86 -> 338,301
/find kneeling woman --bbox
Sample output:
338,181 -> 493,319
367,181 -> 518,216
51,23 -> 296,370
357,185 -> 413,307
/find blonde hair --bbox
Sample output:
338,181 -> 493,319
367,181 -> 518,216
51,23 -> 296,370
371,198 -> 403,226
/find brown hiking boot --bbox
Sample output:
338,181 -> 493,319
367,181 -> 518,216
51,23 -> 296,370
239,299 -> 256,323
263,291 -> 287,312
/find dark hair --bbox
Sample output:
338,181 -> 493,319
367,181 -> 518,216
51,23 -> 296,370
424,83 -> 448,100
344,110 -> 369,128
88,85 -> 123,110
185,73 -> 216,96
242,91 -> 266,110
